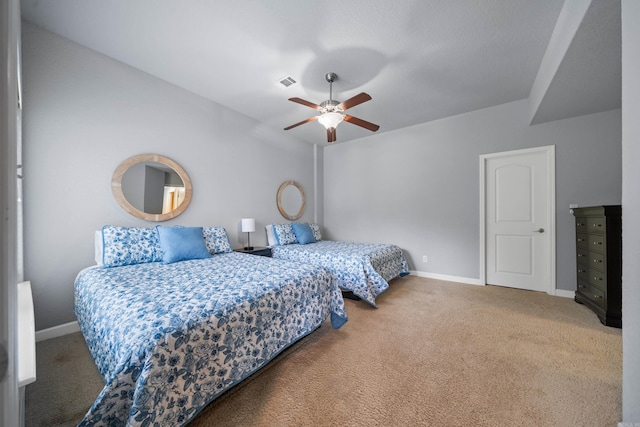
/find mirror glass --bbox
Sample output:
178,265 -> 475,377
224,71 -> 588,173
112,154 -> 192,221
277,180 -> 305,220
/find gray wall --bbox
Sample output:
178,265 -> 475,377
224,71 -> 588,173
21,23 -> 316,330
622,0 -> 640,422
324,99 -> 621,292
143,165 -> 164,214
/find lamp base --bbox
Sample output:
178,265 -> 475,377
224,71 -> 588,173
244,246 -> 254,251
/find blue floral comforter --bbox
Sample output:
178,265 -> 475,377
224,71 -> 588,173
74,252 -> 347,426
271,240 -> 409,307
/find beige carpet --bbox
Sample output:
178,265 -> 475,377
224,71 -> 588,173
25,276 -> 622,426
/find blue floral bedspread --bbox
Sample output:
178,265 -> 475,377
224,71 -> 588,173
74,252 -> 346,426
271,240 -> 409,307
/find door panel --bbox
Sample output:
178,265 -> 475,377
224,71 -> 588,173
495,234 -> 533,275
496,165 -> 532,222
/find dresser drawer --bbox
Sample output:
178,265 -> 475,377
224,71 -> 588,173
576,248 -> 588,265
577,249 -> 605,272
576,233 -> 588,249
587,234 -> 605,253
588,251 -> 605,272
577,281 -> 606,310
577,267 -> 606,291
583,217 -> 607,234
576,234 -> 605,251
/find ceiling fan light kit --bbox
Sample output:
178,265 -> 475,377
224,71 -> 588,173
284,72 -> 379,143
317,111 -> 344,129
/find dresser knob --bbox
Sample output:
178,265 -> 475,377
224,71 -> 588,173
594,294 -> 603,299
578,269 -> 585,273
594,241 -> 602,245
593,259 -> 602,263
578,238 -> 584,242
593,223 -> 602,227
593,276 -> 602,281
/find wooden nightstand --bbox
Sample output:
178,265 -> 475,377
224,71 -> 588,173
234,247 -> 272,257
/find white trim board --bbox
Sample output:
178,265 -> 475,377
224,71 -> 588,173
410,271 -> 482,286
409,271 -> 575,299
35,321 -> 79,342
554,289 -> 575,299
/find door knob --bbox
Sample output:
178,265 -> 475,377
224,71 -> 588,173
533,228 -> 545,233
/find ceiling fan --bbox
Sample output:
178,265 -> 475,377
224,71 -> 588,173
284,72 -> 380,143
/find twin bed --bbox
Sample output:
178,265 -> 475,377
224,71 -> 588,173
75,223 -> 408,426
267,222 -> 410,306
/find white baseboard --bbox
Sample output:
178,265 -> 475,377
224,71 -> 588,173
35,320 -> 80,342
617,423 -> 640,427
553,289 -> 575,299
410,270 -> 483,286
410,271 -> 576,299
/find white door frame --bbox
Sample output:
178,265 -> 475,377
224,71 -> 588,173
1,0 -> 20,425
479,145 -> 556,294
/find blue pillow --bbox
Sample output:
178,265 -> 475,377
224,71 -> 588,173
156,226 -> 211,264
291,223 -> 316,245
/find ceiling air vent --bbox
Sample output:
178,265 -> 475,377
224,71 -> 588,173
278,76 -> 297,88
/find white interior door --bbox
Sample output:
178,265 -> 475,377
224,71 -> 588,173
481,146 -> 555,293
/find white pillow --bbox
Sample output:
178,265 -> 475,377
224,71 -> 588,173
95,230 -> 103,266
266,224 -> 277,247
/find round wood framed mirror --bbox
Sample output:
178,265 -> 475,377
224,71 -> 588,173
277,180 -> 305,220
111,154 -> 192,221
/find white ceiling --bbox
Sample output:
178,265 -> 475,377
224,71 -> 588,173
20,0 -> 620,145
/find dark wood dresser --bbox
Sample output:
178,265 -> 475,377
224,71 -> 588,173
573,205 -> 622,328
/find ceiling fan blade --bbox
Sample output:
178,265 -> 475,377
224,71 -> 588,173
338,92 -> 372,111
284,116 -> 317,130
288,97 -> 321,110
327,127 -> 336,143
344,115 -> 380,132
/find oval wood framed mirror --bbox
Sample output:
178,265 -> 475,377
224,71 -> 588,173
111,154 -> 192,221
277,180 -> 306,220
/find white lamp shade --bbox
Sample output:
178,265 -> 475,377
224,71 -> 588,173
241,218 -> 256,233
317,112 -> 344,129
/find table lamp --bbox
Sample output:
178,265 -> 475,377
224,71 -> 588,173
241,218 -> 255,250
